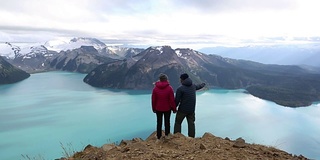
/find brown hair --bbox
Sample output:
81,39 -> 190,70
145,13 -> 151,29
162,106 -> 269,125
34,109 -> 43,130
159,73 -> 168,82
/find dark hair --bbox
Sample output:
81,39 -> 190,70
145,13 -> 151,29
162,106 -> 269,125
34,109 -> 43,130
180,73 -> 189,80
159,73 -> 168,82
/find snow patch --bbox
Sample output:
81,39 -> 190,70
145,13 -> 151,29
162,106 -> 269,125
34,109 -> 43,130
175,50 -> 182,57
175,49 -> 188,60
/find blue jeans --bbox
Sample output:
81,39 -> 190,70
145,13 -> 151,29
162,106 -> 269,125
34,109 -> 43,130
156,111 -> 171,139
174,111 -> 195,138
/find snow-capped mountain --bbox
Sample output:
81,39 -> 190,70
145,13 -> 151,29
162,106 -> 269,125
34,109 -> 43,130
0,37 -> 145,73
0,42 -> 21,58
22,45 -> 50,58
0,42 -> 52,59
0,37 -> 143,59
0,37 -> 109,59
44,37 -> 107,52
49,46 -> 116,73
101,46 -> 144,59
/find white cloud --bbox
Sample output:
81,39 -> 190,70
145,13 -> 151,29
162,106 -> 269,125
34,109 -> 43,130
0,0 -> 319,48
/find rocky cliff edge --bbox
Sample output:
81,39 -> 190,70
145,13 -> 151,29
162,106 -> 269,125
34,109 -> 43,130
61,132 -> 308,160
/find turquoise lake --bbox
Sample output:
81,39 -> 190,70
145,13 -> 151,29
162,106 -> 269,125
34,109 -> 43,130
0,71 -> 319,160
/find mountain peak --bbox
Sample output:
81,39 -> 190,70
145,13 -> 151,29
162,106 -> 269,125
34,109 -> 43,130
148,45 -> 172,52
43,37 -> 107,52
79,46 -> 98,52
0,42 -> 21,58
141,45 -> 177,59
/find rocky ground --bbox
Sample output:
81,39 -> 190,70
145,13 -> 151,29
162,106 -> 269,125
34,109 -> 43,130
62,132 -> 308,160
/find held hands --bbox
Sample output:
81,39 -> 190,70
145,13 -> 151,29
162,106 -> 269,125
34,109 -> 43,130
172,109 -> 177,114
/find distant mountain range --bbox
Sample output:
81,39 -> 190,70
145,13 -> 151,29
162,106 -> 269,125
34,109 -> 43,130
84,45 -> 320,107
0,37 -> 143,59
0,38 -> 144,73
1,37 -> 320,107
199,43 -> 320,67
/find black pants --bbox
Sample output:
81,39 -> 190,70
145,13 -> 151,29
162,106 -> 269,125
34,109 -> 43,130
156,111 -> 171,139
174,111 -> 196,138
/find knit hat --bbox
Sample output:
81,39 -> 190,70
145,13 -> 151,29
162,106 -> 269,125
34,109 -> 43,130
159,73 -> 168,81
180,73 -> 189,80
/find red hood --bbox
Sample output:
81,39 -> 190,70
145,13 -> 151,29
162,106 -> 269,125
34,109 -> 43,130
155,81 -> 170,89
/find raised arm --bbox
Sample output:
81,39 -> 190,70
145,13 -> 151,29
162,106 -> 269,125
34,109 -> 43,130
195,83 -> 206,90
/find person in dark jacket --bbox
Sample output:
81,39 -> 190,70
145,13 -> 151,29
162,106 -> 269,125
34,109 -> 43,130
174,73 -> 205,138
152,73 -> 176,139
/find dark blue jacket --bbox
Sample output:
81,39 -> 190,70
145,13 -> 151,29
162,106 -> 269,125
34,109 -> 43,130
175,78 -> 205,113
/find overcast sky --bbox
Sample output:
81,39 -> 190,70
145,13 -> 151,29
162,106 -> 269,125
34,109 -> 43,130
0,0 -> 319,48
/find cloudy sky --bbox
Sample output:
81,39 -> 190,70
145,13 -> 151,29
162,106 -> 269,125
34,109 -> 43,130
0,0 -> 319,48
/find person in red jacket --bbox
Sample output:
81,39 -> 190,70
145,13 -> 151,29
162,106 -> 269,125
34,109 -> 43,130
152,73 -> 176,140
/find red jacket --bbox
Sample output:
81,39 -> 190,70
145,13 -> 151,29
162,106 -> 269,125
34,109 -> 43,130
152,81 -> 176,112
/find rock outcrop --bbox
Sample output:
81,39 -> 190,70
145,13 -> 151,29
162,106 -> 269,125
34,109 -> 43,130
0,56 -> 30,84
66,132 -> 308,160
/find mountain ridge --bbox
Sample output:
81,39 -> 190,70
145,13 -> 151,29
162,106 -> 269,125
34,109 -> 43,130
49,46 -> 117,73
0,38 -> 144,73
84,45 -> 320,107
0,56 -> 30,84
199,44 -> 320,67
